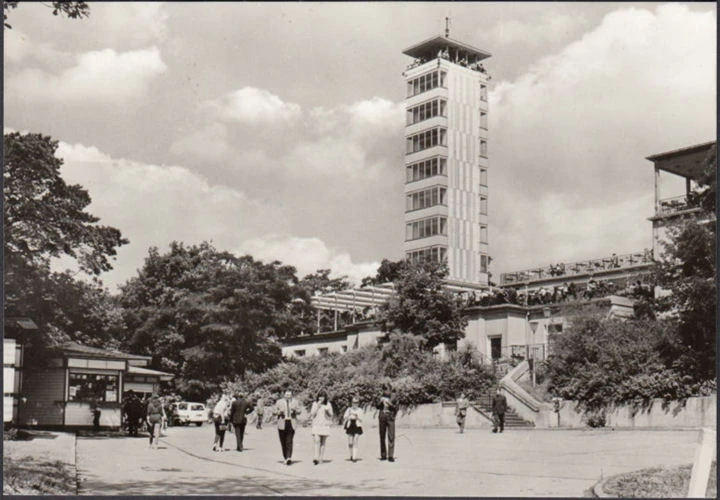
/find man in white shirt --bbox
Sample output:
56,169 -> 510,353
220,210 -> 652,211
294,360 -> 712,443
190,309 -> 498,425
274,390 -> 299,465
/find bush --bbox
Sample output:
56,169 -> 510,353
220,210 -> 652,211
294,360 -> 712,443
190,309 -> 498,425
222,332 -> 496,421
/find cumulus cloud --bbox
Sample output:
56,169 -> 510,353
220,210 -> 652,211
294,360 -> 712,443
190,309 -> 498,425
488,13 -> 588,46
88,2 -> 169,48
237,235 -> 380,285
169,123 -> 232,163
6,46 -> 167,104
488,4 -> 715,275
54,140 -> 291,289
206,86 -> 302,125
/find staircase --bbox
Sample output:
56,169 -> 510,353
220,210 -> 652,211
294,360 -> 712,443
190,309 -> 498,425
473,393 -> 535,429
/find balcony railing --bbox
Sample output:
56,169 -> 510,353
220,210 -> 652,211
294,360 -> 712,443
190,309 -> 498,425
405,56 -> 491,77
499,250 -> 653,285
656,195 -> 693,215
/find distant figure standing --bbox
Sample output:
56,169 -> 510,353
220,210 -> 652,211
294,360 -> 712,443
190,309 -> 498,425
455,393 -> 469,433
274,390 -> 300,465
376,387 -> 397,462
91,402 -> 102,430
343,396 -> 364,462
491,389 -> 507,433
229,392 -> 253,452
146,394 -> 164,449
310,391 -> 334,465
255,396 -> 265,429
124,391 -> 143,437
212,395 -> 231,452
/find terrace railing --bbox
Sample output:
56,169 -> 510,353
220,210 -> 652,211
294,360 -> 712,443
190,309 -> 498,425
499,250 -> 653,285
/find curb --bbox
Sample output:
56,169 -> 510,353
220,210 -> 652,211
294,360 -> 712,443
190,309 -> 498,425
590,476 -> 613,498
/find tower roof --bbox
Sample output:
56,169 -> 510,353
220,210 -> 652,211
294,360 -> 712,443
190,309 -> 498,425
402,35 -> 491,61
645,141 -> 715,179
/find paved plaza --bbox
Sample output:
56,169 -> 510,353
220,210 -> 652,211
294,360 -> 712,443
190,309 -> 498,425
74,425 -> 700,496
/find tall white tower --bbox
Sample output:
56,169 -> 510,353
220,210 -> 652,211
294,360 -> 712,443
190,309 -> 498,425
402,33 -> 491,285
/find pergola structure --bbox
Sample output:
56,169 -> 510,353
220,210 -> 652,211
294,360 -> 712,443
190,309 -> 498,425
309,280 -> 492,333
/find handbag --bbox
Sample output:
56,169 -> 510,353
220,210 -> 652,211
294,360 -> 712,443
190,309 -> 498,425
218,423 -> 228,431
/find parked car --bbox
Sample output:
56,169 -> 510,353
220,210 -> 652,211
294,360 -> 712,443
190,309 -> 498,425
170,402 -> 206,426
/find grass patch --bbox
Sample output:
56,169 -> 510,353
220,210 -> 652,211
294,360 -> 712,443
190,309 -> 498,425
3,456 -> 76,495
602,462 -> 716,498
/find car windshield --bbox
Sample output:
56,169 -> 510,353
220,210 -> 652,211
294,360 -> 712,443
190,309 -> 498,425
178,403 -> 188,410
191,404 -> 204,411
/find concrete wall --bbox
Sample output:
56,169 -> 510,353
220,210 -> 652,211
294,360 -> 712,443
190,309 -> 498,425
384,403 -> 494,429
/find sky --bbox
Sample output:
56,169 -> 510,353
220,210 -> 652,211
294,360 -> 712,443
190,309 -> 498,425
4,2 -> 716,291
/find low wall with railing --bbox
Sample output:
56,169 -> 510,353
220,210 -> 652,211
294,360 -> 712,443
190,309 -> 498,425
500,362 -> 717,429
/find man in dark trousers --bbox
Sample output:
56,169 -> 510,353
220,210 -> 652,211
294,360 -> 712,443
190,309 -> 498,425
492,388 -> 508,433
124,391 -> 144,437
229,392 -> 253,452
376,387 -> 397,462
274,390 -> 299,465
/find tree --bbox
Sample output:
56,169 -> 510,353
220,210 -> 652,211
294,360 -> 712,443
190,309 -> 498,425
4,132 -> 128,347
299,268 -> 351,295
361,258 -> 407,287
377,260 -> 467,350
119,242 -> 308,400
653,146 -> 716,382
4,1 -> 90,29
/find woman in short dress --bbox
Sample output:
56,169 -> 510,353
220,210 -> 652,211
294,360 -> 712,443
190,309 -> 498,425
310,391 -> 333,465
455,393 -> 469,433
343,396 -> 364,462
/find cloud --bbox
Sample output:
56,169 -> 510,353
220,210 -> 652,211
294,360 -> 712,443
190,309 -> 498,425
207,86 -> 302,125
6,46 -> 167,104
488,4 -> 716,275
87,2 -> 169,48
488,13 -> 588,46
169,123 -> 232,163
237,235 -> 380,285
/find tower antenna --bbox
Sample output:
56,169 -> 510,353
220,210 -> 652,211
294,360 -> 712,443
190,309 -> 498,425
445,16 -> 451,38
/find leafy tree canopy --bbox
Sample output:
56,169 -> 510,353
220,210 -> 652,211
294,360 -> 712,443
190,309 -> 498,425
4,132 -> 127,348
299,268 -> 351,295
377,260 -> 467,350
4,1 -> 89,29
361,258 -> 407,287
119,242 -> 309,400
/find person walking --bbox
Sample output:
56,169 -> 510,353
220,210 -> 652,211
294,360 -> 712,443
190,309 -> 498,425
491,389 -> 508,433
310,391 -> 333,465
212,394 -> 231,452
229,392 -> 253,452
376,387 -> 397,462
455,393 -> 469,433
342,396 -> 364,462
146,394 -> 164,449
255,395 -> 265,429
274,390 -> 299,465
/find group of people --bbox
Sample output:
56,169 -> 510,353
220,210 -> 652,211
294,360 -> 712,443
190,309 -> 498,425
206,388 -> 395,465
121,390 -> 166,447
205,387 -> 510,466
454,390 -> 507,434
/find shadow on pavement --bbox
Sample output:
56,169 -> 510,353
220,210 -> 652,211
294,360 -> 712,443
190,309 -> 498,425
80,472 -> 417,496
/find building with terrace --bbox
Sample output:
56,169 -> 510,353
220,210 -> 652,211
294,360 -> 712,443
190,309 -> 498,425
281,29 -> 714,369
646,141 -> 716,260
402,32 -> 492,286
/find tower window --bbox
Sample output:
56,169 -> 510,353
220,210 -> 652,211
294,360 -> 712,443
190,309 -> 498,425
480,140 -> 488,158
406,156 -> 447,183
406,186 -> 447,212
407,98 -> 447,125
480,196 -> 488,215
479,168 -> 488,186
406,127 -> 448,154
407,245 -> 447,264
480,254 -> 489,273
407,70 -> 447,98
480,84 -> 488,102
480,225 -> 488,244
406,216 -> 448,241
480,112 -> 488,130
